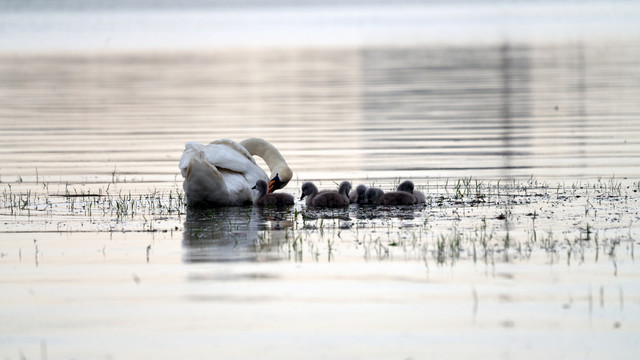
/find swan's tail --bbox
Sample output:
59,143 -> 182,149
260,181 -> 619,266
179,142 -> 204,178
180,144 -> 227,206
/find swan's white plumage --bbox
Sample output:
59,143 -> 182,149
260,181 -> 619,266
179,139 -> 269,206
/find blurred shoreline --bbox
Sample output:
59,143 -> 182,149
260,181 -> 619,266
2,1 -> 639,53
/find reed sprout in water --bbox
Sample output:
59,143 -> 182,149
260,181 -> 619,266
0,174 -> 638,267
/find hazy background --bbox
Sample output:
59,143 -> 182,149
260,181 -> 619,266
2,0 -> 640,52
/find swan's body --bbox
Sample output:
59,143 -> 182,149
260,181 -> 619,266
301,181 -> 351,208
252,180 -> 294,207
349,184 -> 368,204
397,180 -> 426,204
179,138 -> 292,206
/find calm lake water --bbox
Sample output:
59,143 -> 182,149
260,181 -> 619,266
1,1 -> 640,359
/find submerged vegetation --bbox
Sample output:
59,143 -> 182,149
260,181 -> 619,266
0,177 -> 187,233
1,173 -> 638,267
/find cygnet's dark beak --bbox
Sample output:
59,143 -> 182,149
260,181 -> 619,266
251,185 -> 257,190
268,174 -> 284,193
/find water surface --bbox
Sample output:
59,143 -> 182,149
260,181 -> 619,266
1,1 -> 640,359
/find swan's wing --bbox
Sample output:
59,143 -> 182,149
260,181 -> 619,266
209,138 -> 255,163
202,139 -> 263,174
215,170 -> 254,204
179,140 -> 268,205
203,140 -> 269,198
181,140 -> 265,175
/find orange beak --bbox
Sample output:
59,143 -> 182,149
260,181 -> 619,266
268,174 -> 283,193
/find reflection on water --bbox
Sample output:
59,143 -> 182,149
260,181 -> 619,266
1,42 -> 639,189
182,203 -> 431,263
357,43 -> 640,178
183,206 -> 297,263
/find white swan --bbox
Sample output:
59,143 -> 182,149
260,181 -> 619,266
179,138 -> 292,206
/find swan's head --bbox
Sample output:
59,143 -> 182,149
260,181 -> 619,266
355,184 -> 367,196
252,180 -> 268,196
300,182 -> 318,200
269,166 -> 293,193
338,181 -> 352,196
396,180 -> 414,194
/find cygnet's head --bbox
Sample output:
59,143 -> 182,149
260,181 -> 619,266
300,182 -> 318,200
252,180 -> 268,196
396,180 -> 414,194
355,184 -> 367,197
365,187 -> 384,203
338,181 -> 352,196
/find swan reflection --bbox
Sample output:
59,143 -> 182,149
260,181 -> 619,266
183,201 -> 428,263
182,206 -> 296,263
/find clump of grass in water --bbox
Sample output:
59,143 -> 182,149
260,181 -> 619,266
0,175 -> 188,234
3,175 -> 638,269
432,228 -> 463,265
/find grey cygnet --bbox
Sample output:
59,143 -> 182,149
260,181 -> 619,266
301,181 -> 351,207
374,182 -> 416,205
349,184 -> 368,204
364,187 -> 384,204
396,180 -> 426,204
252,180 -> 294,206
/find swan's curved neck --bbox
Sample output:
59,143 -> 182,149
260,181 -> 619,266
240,138 -> 292,181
